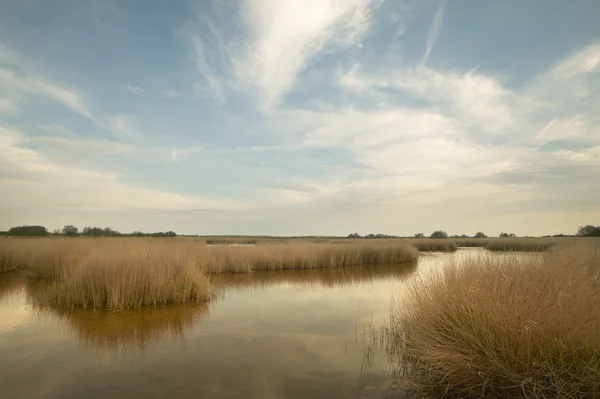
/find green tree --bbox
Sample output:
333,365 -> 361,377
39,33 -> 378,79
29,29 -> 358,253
62,225 -> 79,237
577,225 -> 600,237
414,233 -> 425,238
474,232 -> 487,238
430,230 -> 448,238
499,232 -> 516,238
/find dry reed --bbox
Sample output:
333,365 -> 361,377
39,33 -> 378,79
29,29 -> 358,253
386,243 -> 600,398
408,239 -> 458,252
0,238 -> 418,310
485,238 -> 559,252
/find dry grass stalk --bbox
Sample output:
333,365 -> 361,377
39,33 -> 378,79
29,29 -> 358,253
387,243 -> 600,398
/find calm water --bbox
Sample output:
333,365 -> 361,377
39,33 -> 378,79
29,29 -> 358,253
0,249 -> 516,399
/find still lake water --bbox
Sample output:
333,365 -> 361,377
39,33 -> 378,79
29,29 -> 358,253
0,249 -> 525,399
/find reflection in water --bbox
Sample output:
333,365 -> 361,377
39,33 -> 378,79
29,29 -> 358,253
33,302 -> 210,352
24,263 -> 417,353
212,262 -> 418,292
0,273 -> 26,304
1,261 -> 427,399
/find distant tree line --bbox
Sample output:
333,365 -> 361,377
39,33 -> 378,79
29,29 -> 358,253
347,233 -> 397,239
2,225 -> 177,237
5,225 -> 48,236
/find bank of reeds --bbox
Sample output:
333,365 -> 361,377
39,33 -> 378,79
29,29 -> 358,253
484,238 -> 558,252
0,238 -> 418,310
408,239 -> 458,252
455,237 -> 564,252
386,244 -> 600,398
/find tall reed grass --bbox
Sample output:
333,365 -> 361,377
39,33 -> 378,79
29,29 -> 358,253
454,237 -> 564,252
386,244 -> 600,398
0,238 -> 418,310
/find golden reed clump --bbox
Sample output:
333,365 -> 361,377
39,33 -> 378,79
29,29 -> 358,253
387,243 -> 600,398
0,237 -> 418,310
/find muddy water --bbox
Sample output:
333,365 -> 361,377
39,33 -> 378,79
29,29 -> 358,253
0,248 -> 510,399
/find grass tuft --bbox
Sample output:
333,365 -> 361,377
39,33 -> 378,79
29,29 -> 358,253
386,243 -> 600,398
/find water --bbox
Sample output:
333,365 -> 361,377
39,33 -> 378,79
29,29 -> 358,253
0,249 -> 520,398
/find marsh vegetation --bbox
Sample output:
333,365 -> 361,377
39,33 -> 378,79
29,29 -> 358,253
381,243 -> 600,398
0,238 -> 417,310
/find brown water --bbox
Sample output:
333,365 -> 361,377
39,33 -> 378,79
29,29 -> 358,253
0,248 -> 513,399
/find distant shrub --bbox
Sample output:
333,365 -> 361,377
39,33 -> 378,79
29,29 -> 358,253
430,230 -> 448,239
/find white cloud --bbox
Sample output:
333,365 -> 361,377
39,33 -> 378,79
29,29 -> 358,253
341,65 -> 515,132
106,114 -> 142,143
125,85 -> 144,95
171,146 -> 202,162
237,0 -> 380,110
421,0 -> 446,65
187,0 -> 381,110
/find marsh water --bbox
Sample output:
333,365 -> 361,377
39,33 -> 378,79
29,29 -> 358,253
0,249 -> 524,399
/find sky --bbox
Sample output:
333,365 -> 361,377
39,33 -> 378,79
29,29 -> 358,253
1,0 -> 599,236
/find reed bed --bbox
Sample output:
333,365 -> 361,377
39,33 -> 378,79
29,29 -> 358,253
455,237 -> 569,252
214,243 -> 419,271
385,243 -> 600,398
0,238 -> 418,310
484,238 -> 559,252
408,239 -> 458,252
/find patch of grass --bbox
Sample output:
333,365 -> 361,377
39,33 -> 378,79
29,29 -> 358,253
386,244 -> 600,398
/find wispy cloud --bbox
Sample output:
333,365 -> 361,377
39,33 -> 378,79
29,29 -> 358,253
186,0 -> 381,110
421,0 -> 446,66
0,126 -> 244,211
125,85 -> 144,95
0,68 -> 96,122
106,114 -> 143,143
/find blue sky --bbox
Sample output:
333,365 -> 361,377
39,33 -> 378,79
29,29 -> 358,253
1,0 -> 599,236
